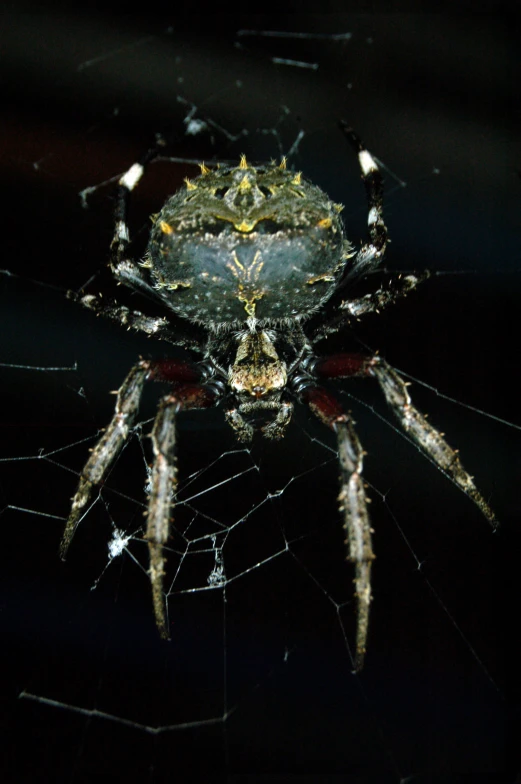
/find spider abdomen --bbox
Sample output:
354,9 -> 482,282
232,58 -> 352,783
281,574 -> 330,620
146,158 -> 352,326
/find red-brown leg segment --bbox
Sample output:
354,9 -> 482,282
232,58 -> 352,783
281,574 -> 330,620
312,352 -> 376,380
146,357 -> 206,384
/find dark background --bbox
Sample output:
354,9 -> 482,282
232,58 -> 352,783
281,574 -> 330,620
0,10 -> 519,783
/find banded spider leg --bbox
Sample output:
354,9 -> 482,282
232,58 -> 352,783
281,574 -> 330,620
60,358 -> 221,638
299,352 -> 497,671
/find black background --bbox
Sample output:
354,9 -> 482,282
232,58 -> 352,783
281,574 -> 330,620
0,10 -> 519,783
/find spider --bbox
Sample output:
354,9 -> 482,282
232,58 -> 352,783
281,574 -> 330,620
60,124 -> 497,671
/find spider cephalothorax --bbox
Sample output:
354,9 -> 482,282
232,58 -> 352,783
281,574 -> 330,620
61,125 -> 497,671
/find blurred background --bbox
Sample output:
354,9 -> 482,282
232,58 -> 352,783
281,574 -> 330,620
0,10 -> 518,783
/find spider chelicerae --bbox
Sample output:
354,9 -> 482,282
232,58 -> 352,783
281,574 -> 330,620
61,124 -> 497,671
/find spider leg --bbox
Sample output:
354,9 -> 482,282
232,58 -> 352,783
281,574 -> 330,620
61,358 -> 217,557
339,123 -> 388,281
60,362 -> 149,558
340,272 -> 430,318
309,127 -> 425,343
299,384 -> 374,672
110,143 -> 163,273
310,271 -> 430,343
67,290 -> 205,354
371,359 -> 498,528
108,141 -> 184,303
145,383 -> 220,639
312,352 -> 498,527
74,138 -> 209,350
62,354 -> 223,638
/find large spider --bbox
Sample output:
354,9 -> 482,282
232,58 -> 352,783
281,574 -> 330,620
61,124 -> 497,671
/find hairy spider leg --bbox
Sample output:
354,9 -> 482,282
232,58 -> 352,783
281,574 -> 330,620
111,143 -> 162,273
313,353 -> 498,527
107,139 -> 186,302
339,123 -> 388,280
69,137 -> 207,354
299,383 -> 373,672
339,271 -> 431,319
311,127 -> 428,342
312,271 -> 430,343
67,291 -> 205,354
61,359 -> 221,638
146,380 -> 218,638
301,352 -> 498,669
60,362 -> 149,559
371,360 -> 498,527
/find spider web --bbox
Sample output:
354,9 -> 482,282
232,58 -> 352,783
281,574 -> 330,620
1,12 -> 518,783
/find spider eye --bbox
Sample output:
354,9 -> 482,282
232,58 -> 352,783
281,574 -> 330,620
214,187 -> 229,199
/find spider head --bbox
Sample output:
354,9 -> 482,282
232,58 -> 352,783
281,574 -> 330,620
146,158 -> 353,327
